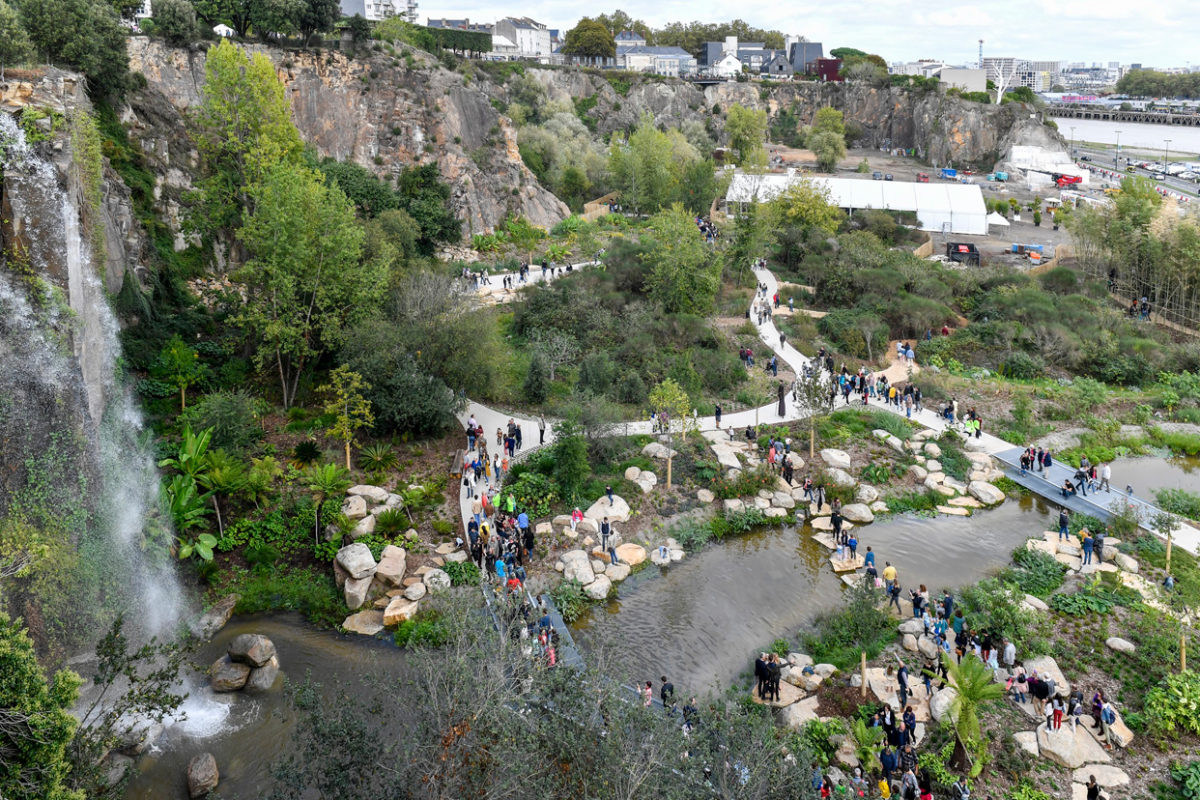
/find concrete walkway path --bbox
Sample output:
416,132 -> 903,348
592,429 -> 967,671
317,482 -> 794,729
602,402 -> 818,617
453,261 -> 1200,555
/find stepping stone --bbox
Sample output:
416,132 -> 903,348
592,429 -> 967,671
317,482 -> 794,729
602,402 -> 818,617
947,496 -> 982,508
830,554 -> 865,573
1071,765 -> 1129,788
812,532 -> 838,550
936,505 -> 971,516
809,503 -> 831,517
749,679 -> 805,708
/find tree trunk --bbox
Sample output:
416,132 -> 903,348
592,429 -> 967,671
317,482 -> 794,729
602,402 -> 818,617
181,385 -> 187,411
212,496 -> 224,536
345,442 -> 352,471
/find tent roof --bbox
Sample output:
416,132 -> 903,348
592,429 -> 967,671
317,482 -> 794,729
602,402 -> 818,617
987,211 -> 1011,226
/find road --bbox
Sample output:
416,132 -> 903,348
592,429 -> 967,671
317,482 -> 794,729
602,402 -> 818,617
1073,145 -> 1198,198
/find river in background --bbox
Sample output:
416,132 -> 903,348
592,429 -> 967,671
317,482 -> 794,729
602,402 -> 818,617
1064,118 -> 1200,156
123,614 -> 411,800
571,497 -> 1055,695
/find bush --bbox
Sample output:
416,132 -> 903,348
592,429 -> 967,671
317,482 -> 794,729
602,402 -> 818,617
442,559 -> 481,586
504,471 -> 559,518
1007,548 -> 1067,597
796,718 -> 845,767
999,352 -> 1045,379
802,581 -> 894,669
151,0 -> 198,44
393,610 -> 450,647
550,579 -> 590,623
233,567 -> 345,627
179,390 -> 265,453
1145,671 -> 1200,737
1155,488 -> 1200,522
664,518 -> 714,551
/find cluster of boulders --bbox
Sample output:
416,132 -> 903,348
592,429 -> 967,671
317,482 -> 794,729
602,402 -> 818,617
1024,532 -> 1141,577
209,634 -> 280,692
340,484 -> 406,541
752,653 -> 842,734
878,431 -> 1008,514
336,541 -> 455,635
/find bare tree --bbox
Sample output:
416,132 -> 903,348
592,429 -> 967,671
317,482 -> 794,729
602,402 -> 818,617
793,365 -> 836,459
531,329 -> 580,382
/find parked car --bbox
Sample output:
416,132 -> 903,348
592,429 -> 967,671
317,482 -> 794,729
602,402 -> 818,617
872,171 -> 883,180
916,172 -> 930,182
884,174 -> 894,181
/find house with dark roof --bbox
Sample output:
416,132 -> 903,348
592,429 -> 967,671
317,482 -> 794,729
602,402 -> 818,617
494,16 -> 551,58
788,41 -> 824,74
615,29 -> 646,53
764,53 -> 793,77
621,45 -> 697,77
426,17 -> 491,32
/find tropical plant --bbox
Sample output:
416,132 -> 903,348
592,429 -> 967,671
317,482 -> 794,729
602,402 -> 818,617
359,443 -> 398,473
550,578 -> 589,623
442,559 -> 482,586
179,532 -> 219,561
157,425 -> 213,480
244,455 -> 284,508
292,440 -> 322,467
304,463 -> 351,545
375,508 -> 409,536
942,653 -> 1007,776
1145,670 -> 1200,736
162,474 -> 210,535
1171,760 -> 1200,800
196,450 -> 247,536
850,717 -> 884,772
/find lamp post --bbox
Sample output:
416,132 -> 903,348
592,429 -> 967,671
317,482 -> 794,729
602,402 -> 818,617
1114,129 -> 1122,169
1069,126 -> 1076,158
1164,138 -> 1172,172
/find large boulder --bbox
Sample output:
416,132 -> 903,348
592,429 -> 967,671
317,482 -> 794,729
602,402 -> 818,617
642,442 -> 677,460
854,484 -> 880,504
560,550 -> 596,585
1024,593 -> 1049,611
711,444 -> 743,470
624,466 -> 642,481
1036,722 -> 1111,769
1105,636 -> 1136,654
191,595 -> 239,641
697,489 -> 715,503
383,596 -> 419,626
1113,553 -> 1139,573
908,464 -> 928,481
344,576 -> 372,610
780,696 -> 821,729
348,485 -> 389,504
186,753 -> 219,799
1013,731 -> 1039,757
423,568 -> 451,591
605,562 -> 631,582
820,448 -> 852,470
929,687 -> 958,724
841,503 -> 874,523
584,494 -> 631,523
723,498 -> 744,513
967,481 -> 1006,506
210,655 -> 251,692
772,491 -> 796,509
375,545 -> 407,586
923,442 -> 942,458
583,575 -> 613,600
227,634 -> 276,668
615,543 -> 647,566
897,618 -> 925,636
925,459 -> 943,473
1106,709 -> 1135,748
404,582 -> 427,601
1025,655 -> 1070,697
1072,766 -> 1129,788
827,468 -> 856,487
245,656 -> 281,691
351,514 -> 376,539
335,543 -> 377,580
341,495 -> 367,519
902,633 -> 918,652
342,609 -> 385,635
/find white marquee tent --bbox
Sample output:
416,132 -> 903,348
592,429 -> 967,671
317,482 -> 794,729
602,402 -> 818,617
725,173 -> 989,236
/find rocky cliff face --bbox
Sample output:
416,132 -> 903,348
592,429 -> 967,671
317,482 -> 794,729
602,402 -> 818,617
509,69 -> 1063,168
126,38 -> 568,235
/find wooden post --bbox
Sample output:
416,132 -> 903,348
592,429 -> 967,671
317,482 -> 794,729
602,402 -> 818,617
1166,529 -> 1173,577
861,650 -> 868,698
810,424 -> 816,460
1183,632 -> 1187,673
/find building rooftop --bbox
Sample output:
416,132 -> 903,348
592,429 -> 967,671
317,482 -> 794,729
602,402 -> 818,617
615,30 -> 645,41
624,46 -> 693,57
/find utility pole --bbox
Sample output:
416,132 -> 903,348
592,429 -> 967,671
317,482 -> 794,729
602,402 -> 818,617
1069,126 -> 1075,157
1114,129 -> 1122,168
1164,138 -> 1172,170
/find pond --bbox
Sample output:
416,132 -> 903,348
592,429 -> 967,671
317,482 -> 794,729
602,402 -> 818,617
123,613 -> 410,800
1107,454 -> 1200,502
570,496 -> 1056,695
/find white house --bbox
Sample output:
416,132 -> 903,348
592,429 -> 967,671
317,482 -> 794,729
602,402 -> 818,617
711,52 -> 743,78
494,16 -> 552,59
621,46 -> 697,77
340,0 -> 397,22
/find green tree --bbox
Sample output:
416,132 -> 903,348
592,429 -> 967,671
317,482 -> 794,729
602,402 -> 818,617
151,334 -> 207,410
319,365 -> 374,470
809,130 -> 846,172
523,353 -> 550,404
304,463 -> 350,545
295,0 -> 338,44
769,179 -> 842,239
190,39 -> 304,242
157,425 -> 214,481
648,377 -> 691,488
0,0 -> 32,80
151,0 -> 198,43
395,162 -> 461,253
551,423 -> 590,502
608,115 -> 703,213
17,0 -> 129,94
725,103 -> 768,168
941,653 -> 1006,777
643,203 -> 721,314
0,614 -> 84,800
560,17 -> 615,59
345,13 -> 370,44
727,201 -> 770,286
234,161 -> 377,409
249,0 -> 300,39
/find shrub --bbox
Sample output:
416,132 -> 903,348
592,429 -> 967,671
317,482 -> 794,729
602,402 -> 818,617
1008,548 -> 1067,597
1145,671 -> 1200,736
550,579 -> 589,623
292,441 -> 322,466
375,508 -> 408,536
1170,761 -> 1200,800
180,391 -> 265,453
665,518 -> 714,551
505,471 -> 559,518
393,610 -> 450,647
795,718 -> 845,767
442,559 -> 481,586
802,581 -> 893,669
1155,488 -> 1200,522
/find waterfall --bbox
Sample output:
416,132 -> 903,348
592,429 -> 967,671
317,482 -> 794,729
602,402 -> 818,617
1,112 -> 184,638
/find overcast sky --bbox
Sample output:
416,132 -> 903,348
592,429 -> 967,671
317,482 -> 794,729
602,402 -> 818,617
423,1 -> 1195,68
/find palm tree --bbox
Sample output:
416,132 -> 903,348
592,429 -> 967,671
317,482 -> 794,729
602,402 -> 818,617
305,463 -> 351,545
197,450 -> 246,537
942,653 -> 1006,777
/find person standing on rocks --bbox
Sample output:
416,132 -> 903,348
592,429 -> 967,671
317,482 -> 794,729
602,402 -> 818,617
777,381 -> 786,417
883,562 -> 898,592
600,517 -> 619,566
1100,698 -> 1117,749
1082,529 -> 1095,565
831,508 -> 844,543
766,655 -> 781,702
755,653 -> 769,698
606,484 -> 614,506
1058,508 -> 1071,541
896,657 -> 910,709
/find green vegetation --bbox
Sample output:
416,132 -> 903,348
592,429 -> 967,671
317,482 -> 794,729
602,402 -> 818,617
801,581 -> 894,669
1145,671 -> 1200,737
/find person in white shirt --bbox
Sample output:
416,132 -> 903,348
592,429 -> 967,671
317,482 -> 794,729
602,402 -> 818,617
1100,463 -> 1112,492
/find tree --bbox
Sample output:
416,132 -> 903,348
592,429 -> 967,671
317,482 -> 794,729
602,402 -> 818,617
320,365 -> 374,470
725,104 -> 768,168
304,463 -> 350,545
295,0 -> 337,44
769,179 -> 842,239
941,653 -> 1006,777
530,328 -> 578,382
0,0 -> 32,81
643,204 -> 721,315
191,40 -> 304,242
17,0 -> 129,94
151,334 -> 207,410
196,451 -> 246,537
151,0 -> 198,44
811,107 -> 845,138
607,115 -> 704,214
346,13 -> 370,45
523,353 -> 550,404
560,17 -> 615,60
792,363 -> 834,458
0,613 -> 83,800
809,130 -> 846,172
249,0 -> 300,39
727,201 -> 770,286
551,422 -> 590,502
234,161 -> 377,409
395,162 -> 461,253
649,377 -> 691,488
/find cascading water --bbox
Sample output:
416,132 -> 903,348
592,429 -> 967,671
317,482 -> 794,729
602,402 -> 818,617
0,112 -> 182,636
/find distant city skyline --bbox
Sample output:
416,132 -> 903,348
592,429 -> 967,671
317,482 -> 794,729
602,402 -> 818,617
423,0 -> 1195,69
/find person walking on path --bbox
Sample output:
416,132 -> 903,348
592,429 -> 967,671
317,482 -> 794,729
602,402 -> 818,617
715,403 -> 722,429
777,381 -> 786,417
538,414 -> 546,445
1100,462 -> 1112,492
1058,509 -> 1071,541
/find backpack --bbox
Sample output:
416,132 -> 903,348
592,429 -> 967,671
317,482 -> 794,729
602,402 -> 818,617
1101,705 -> 1116,724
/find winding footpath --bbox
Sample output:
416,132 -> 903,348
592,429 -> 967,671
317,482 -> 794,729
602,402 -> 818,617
457,262 -> 1200,555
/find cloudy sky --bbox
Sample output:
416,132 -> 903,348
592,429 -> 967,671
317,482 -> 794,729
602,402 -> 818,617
423,1 -> 1194,68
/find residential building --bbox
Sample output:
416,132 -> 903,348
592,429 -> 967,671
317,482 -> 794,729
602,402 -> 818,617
614,29 -> 646,52
764,53 -> 793,77
890,60 -> 949,78
699,36 -> 775,71
789,41 -> 824,74
815,58 -> 843,82
622,46 -> 697,77
494,16 -> 552,58
427,17 -> 491,32
711,52 -> 743,78
341,0 -> 398,22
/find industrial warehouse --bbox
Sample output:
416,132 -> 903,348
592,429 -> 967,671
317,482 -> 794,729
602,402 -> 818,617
724,172 -> 990,235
